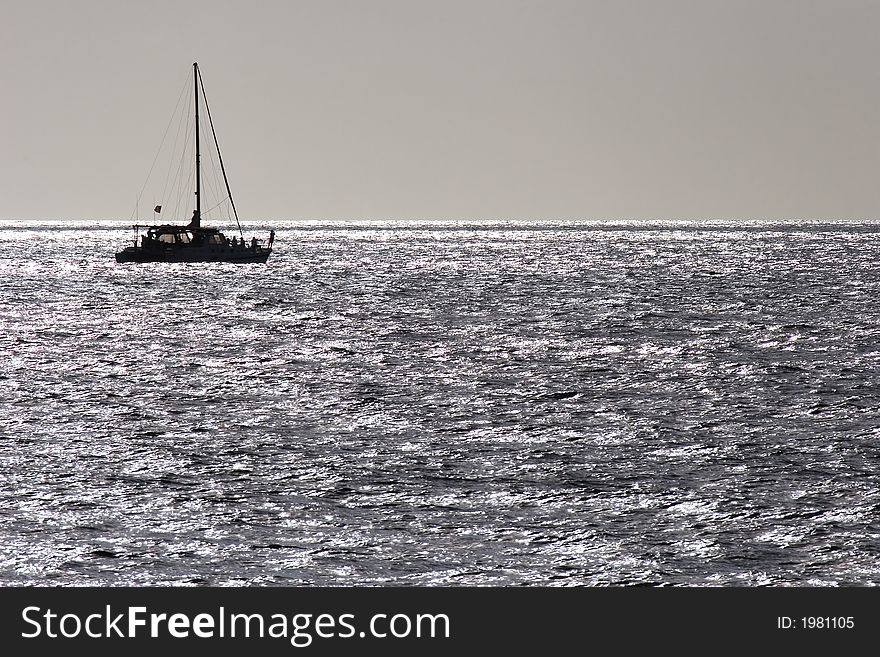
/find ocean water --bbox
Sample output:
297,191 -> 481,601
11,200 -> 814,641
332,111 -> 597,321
1,219 -> 879,586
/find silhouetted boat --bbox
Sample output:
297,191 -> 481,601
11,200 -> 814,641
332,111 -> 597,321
116,63 -> 273,264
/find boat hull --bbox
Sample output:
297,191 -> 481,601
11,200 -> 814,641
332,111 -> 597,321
115,246 -> 271,263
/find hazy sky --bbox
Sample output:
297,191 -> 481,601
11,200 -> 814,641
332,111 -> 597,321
4,0 -> 880,221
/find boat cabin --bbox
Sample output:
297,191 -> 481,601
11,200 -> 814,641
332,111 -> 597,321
141,225 -> 229,248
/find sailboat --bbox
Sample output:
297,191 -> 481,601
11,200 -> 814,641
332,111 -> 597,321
116,63 -> 274,263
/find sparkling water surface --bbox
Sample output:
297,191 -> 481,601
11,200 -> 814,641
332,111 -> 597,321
1,219 -> 879,586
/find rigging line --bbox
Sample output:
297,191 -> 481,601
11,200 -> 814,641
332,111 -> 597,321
199,111 -> 220,208
198,70 -> 238,233
176,164 -> 194,223
171,101 -> 193,221
179,143 -> 194,221
162,90 -> 186,221
202,196 -> 230,215
202,113 -> 228,223
196,109 -> 220,217
197,67 -> 245,240
136,73 -> 190,211
160,79 -> 193,212
201,91 -> 235,226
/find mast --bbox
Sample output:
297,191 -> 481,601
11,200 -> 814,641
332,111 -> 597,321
193,62 -> 201,227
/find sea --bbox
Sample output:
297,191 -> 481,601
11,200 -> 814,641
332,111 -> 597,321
1,219 -> 879,586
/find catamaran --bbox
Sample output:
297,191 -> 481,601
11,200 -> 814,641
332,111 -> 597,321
116,63 -> 273,263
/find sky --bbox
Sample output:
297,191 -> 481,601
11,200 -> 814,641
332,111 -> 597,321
3,0 -> 880,221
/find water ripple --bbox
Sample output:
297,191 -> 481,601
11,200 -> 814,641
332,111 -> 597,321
1,221 -> 879,585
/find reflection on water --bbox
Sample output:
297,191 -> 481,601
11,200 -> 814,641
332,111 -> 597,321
1,220 -> 879,585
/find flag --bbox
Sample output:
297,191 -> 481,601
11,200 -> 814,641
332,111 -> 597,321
154,205 -> 162,213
